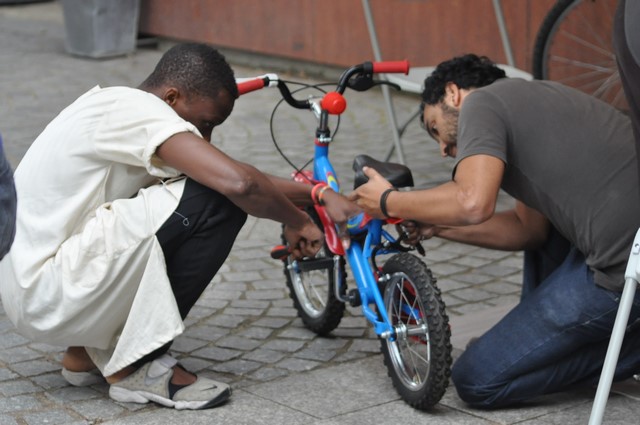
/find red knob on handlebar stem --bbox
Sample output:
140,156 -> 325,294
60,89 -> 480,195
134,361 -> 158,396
321,92 -> 347,115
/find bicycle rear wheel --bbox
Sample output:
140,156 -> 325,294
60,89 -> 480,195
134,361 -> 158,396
281,208 -> 346,335
532,0 -> 626,110
380,253 -> 452,410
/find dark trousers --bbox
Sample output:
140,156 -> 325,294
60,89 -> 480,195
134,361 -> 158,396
134,178 -> 247,367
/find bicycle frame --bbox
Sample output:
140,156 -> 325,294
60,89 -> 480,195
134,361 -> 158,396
310,122 -> 397,338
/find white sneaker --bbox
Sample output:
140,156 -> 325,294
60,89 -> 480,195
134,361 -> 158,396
108,355 -> 230,410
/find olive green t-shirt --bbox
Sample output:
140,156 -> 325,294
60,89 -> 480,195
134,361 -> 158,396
454,78 -> 639,291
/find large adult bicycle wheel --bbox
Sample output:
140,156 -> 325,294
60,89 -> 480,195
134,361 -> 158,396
532,0 -> 626,110
380,253 -> 452,410
281,208 -> 346,335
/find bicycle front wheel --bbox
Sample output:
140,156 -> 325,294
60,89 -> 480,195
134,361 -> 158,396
380,253 -> 452,410
532,0 -> 626,110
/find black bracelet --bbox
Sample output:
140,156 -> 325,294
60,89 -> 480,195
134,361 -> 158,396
380,188 -> 398,218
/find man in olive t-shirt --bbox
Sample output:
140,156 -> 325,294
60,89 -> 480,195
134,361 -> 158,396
350,54 -> 640,408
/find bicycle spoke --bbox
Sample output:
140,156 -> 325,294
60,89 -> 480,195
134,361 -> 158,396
308,275 -> 327,308
548,55 -> 615,74
555,30 -> 614,60
534,0 -> 624,110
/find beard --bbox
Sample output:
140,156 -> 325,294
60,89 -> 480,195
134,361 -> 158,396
440,102 -> 459,144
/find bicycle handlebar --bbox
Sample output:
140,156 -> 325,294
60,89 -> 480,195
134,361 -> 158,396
236,73 -> 279,95
236,60 -> 410,111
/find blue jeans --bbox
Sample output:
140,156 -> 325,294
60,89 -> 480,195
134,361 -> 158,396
451,230 -> 640,408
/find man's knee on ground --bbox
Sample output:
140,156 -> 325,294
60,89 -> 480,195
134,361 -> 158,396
451,357 -> 510,409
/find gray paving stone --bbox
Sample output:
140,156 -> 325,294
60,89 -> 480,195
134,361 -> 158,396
251,317 -> 292,329
222,307 -> 267,317
0,347 -> 41,364
307,338 -> 349,351
191,346 -> 243,362
0,370 -> 17,383
331,327 -> 367,338
216,336 -> 262,351
29,372 -> 68,391
8,360 -> 59,377
275,358 -> 321,372
265,306 -> 298,317
449,287 -> 495,303
229,299 -> 270,309
247,357 -> 395,419
0,332 -> 30,349
261,339 -> 306,353
204,314 -> 250,328
293,349 -> 337,362
23,409 -> 80,425
0,395 -> 43,414
245,289 -> 288,300
277,327 -> 317,340
348,339 -> 381,353
235,326 -> 274,340
0,414 -> 17,425
211,359 -> 262,375
45,386 -> 102,403
449,272 -> 495,285
248,366 -> 289,382
176,357 -> 211,374
0,380 -> 40,397
170,336 -> 209,353
182,324 -> 229,341
205,289 -> 244,301
69,398 -> 126,421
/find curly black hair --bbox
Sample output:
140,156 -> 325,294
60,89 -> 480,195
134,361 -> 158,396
140,43 -> 238,100
421,54 -> 506,106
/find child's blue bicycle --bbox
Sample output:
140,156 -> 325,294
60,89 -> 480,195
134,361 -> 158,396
238,61 -> 452,410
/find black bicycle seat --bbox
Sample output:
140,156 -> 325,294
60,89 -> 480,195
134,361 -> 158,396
352,154 -> 414,189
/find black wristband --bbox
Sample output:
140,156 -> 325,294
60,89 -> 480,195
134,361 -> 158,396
380,188 -> 398,218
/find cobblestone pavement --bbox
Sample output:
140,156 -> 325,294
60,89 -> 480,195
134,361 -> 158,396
1,2 -> 639,424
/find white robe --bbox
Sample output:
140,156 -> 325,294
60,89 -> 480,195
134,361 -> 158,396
0,86 -> 201,376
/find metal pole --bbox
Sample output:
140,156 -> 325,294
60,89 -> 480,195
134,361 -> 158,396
361,0 -> 406,164
492,0 -> 515,67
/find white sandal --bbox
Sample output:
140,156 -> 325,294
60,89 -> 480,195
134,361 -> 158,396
108,354 -> 230,410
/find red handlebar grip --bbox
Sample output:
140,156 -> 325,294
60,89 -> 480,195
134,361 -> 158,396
372,60 -> 410,75
237,79 -> 266,95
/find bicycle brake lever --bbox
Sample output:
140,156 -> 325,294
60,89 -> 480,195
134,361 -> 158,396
347,74 -> 376,92
397,227 -> 426,257
374,80 -> 401,91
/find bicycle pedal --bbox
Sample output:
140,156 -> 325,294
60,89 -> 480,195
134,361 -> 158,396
348,289 -> 362,307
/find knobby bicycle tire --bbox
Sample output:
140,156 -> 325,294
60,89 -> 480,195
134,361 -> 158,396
380,253 -> 452,410
532,0 -> 627,110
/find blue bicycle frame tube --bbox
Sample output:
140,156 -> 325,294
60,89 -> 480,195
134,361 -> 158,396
313,141 -> 394,337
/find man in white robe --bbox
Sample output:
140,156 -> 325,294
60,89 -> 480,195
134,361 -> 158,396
0,43 -> 357,410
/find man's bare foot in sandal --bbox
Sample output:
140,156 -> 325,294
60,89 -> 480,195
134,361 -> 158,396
61,346 -> 105,386
108,354 -> 230,410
